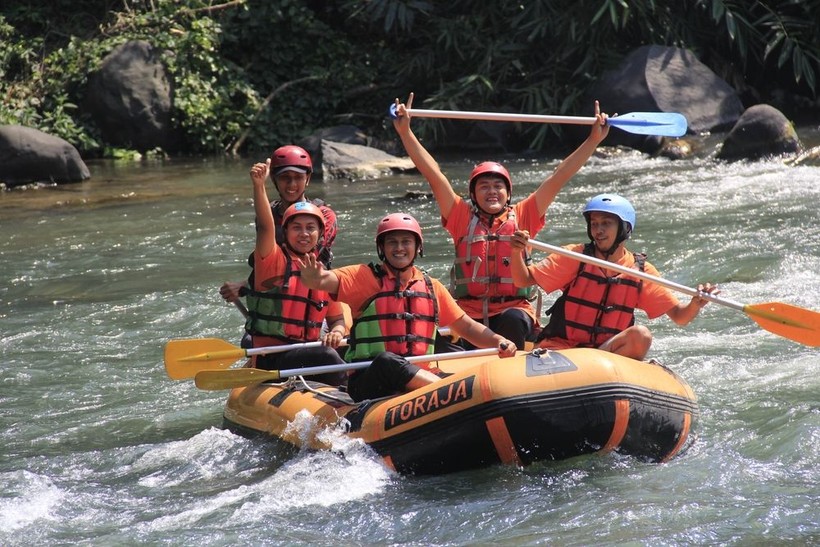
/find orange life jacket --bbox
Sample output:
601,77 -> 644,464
450,208 -> 531,303
346,264 -> 438,366
244,253 -> 329,343
540,243 -> 645,347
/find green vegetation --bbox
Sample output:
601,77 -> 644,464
1,0 -> 818,156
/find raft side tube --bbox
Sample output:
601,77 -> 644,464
221,349 -> 698,473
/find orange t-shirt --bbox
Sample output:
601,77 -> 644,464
253,244 -> 345,347
442,193 -> 546,321
332,264 -> 466,327
530,243 -> 680,321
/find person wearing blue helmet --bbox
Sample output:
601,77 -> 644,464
509,194 -> 720,360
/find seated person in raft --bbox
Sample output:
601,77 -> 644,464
219,145 -> 339,349
298,212 -> 516,401
243,158 -> 348,386
509,193 -> 720,361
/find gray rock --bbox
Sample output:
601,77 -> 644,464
586,45 -> 744,150
320,140 -> 416,180
299,125 -> 369,176
85,40 -> 173,151
717,104 -> 801,161
0,125 -> 90,187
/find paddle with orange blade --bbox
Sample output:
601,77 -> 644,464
527,239 -> 819,347
164,337 -> 347,380
164,327 -> 454,380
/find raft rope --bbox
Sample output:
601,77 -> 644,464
287,376 -> 356,405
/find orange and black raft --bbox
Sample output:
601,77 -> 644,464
222,348 -> 697,475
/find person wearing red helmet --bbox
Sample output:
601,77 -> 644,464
243,159 -> 348,385
509,194 -> 720,360
219,145 -> 338,344
267,145 -> 337,263
391,93 -> 610,351
298,212 -> 517,402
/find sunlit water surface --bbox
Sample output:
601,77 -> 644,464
1,140 -> 818,545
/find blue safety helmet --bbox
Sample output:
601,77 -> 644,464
583,193 -> 635,246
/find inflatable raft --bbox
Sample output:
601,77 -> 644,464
222,348 -> 697,475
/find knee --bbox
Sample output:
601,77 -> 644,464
600,325 -> 652,360
314,346 -> 345,364
492,309 -> 533,350
627,325 -> 652,355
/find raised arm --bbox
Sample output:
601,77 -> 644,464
532,100 -> 610,215
392,93 -> 458,219
253,158 -> 276,259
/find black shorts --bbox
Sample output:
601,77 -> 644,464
346,352 -> 421,402
255,345 -> 347,386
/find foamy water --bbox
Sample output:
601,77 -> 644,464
1,147 -> 818,544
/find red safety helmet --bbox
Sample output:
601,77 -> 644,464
270,145 -> 313,174
375,213 -> 424,260
281,201 -> 325,233
468,161 -> 511,202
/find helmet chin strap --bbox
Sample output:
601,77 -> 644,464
589,222 -> 630,259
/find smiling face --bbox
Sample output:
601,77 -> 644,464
284,214 -> 321,254
273,170 -> 309,206
380,230 -> 419,270
587,211 -> 621,253
471,176 -> 509,215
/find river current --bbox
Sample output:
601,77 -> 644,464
1,137 -> 818,544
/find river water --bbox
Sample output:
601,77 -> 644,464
1,137 -> 818,545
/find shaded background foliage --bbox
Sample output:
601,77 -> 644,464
1,0 -> 818,156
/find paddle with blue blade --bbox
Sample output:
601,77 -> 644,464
388,105 -> 688,137
527,238 -> 819,347
193,347 -> 501,390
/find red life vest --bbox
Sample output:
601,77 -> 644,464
540,243 -> 646,347
244,253 -> 329,344
450,208 -> 531,302
346,264 -> 438,365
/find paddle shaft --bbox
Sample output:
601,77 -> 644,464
527,239 -> 742,310
406,108 -> 604,126
278,346 -> 497,378
233,300 -> 249,318
245,326 -> 452,358
193,347 -> 502,390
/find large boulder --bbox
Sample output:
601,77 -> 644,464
320,140 -> 415,180
717,104 -> 801,161
0,125 -> 90,187
586,45 -> 744,150
85,40 -> 174,152
299,125 -> 369,176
